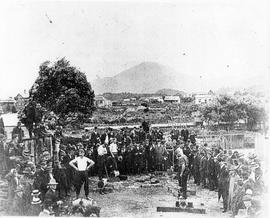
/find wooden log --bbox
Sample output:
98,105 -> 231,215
157,206 -> 206,214
140,184 -> 162,188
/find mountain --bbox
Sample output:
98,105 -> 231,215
92,62 -> 183,94
155,88 -> 186,96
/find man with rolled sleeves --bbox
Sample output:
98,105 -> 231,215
176,149 -> 189,199
69,149 -> 95,200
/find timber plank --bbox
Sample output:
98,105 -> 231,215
157,206 -> 206,214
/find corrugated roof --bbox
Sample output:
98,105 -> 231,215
0,99 -> 15,103
164,96 -> 180,101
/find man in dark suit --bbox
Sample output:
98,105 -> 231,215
180,126 -> 189,143
208,152 -> 216,191
199,152 -> 208,188
62,148 -> 75,194
12,122 -> 24,143
141,119 -> 150,133
193,150 -> 201,185
218,159 -> 230,212
90,127 -> 100,146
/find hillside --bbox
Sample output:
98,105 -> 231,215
92,62 -> 183,94
155,88 -> 186,96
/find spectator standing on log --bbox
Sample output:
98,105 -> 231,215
12,121 -> 24,143
69,148 -> 95,200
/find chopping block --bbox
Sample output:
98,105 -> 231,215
157,206 -> 206,214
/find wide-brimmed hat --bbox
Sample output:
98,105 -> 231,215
31,189 -> 41,196
48,177 -> 58,185
31,196 -> 42,205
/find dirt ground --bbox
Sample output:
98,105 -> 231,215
0,173 -> 232,217
71,174 -> 232,218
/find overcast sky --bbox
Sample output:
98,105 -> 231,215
0,0 -> 269,98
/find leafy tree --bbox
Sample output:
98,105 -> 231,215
29,58 -> 95,120
245,103 -> 267,130
200,94 -> 268,130
19,58 -> 95,136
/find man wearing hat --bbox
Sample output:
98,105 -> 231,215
62,147 -> 75,194
33,161 -> 50,200
44,177 -> 62,216
29,190 -> 42,216
218,158 -> 230,212
69,148 -> 95,200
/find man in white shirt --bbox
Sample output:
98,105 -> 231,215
97,143 -> 107,181
109,138 -> 118,155
69,149 -> 95,200
109,138 -> 118,171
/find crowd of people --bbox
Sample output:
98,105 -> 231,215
0,121 -> 266,217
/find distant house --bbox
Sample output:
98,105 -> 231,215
95,95 -> 112,108
130,98 -> 137,101
149,96 -> 164,103
183,93 -> 193,98
112,101 -> 122,106
14,91 -> 29,112
194,91 -> 215,105
0,97 -> 16,113
123,98 -> 131,102
164,96 -> 180,104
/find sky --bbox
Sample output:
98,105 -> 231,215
0,0 -> 269,98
